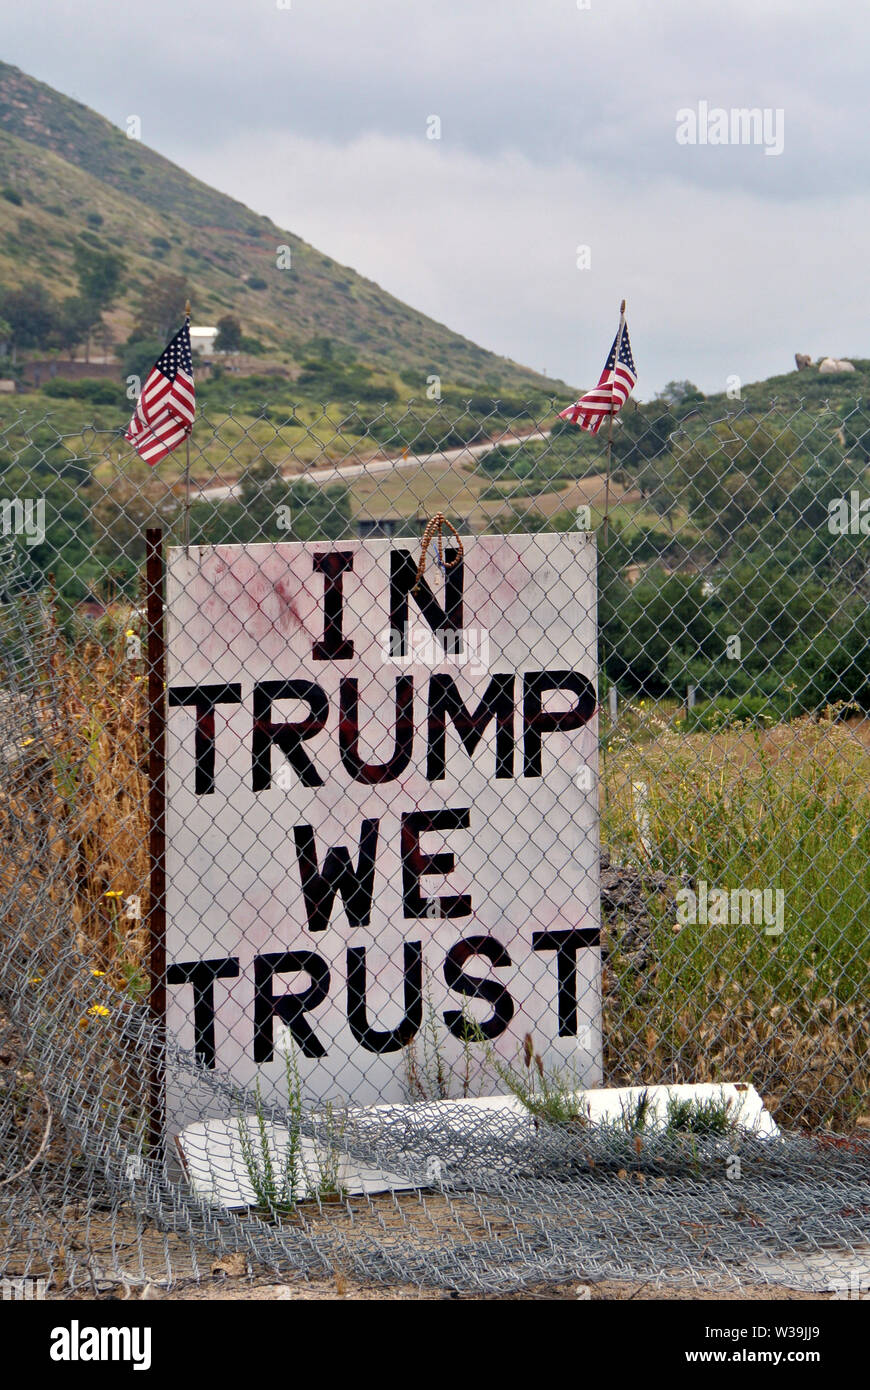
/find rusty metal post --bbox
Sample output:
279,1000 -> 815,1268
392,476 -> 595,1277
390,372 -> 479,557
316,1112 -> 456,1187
145,527 -> 167,1161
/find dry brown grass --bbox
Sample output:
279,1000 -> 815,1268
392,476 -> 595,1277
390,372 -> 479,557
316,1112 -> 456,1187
1,611 -> 149,997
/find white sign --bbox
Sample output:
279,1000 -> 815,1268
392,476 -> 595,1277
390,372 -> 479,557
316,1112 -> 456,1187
163,533 -> 601,1119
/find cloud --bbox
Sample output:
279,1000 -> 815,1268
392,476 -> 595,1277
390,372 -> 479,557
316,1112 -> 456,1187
174,129 -> 870,394
2,0 -> 869,390
8,0 -> 870,195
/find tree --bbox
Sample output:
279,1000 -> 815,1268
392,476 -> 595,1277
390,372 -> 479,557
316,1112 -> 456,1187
131,274 -> 188,341
91,319 -> 115,362
55,296 -> 97,355
215,315 -> 242,352
70,240 -> 124,360
121,336 -> 166,384
668,421 -> 805,559
0,282 -> 60,350
655,380 -> 705,407
603,567 -> 715,696
0,254 -> 124,359
612,401 -> 675,467
92,476 -> 180,568
73,240 -> 122,310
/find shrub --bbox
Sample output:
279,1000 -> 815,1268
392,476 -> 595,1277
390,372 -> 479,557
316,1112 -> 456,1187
121,336 -> 166,383
42,377 -> 121,405
685,693 -> 788,732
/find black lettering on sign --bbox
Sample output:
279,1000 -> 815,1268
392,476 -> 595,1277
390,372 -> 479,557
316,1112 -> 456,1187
339,676 -> 414,783
312,551 -> 355,661
426,673 -> 515,780
293,818 -> 379,932
389,548 -> 463,656
253,951 -> 330,1060
443,936 -> 514,1040
401,808 -> 472,919
251,680 -> 328,790
166,957 -> 240,1067
532,928 -> 600,1036
167,684 -> 242,794
523,670 -> 596,777
346,942 -> 423,1052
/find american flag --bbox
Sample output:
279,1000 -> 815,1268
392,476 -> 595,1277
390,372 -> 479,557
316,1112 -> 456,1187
559,317 -> 636,433
125,317 -> 195,465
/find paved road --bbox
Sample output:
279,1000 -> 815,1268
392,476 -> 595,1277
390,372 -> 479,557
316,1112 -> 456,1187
193,425 -> 553,502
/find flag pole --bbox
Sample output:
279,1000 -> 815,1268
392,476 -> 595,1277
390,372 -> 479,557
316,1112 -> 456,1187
183,298 -> 192,553
601,298 -> 626,548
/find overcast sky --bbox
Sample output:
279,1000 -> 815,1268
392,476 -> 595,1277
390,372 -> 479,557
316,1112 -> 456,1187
2,0 -> 868,395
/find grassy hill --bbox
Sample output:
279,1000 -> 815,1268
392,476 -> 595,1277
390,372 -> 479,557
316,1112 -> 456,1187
0,60 -> 557,395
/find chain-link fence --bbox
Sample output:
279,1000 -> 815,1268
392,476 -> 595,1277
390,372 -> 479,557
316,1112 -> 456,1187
1,396 -> 868,1297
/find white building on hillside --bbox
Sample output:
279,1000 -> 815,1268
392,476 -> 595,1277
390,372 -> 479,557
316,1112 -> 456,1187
189,326 -> 218,357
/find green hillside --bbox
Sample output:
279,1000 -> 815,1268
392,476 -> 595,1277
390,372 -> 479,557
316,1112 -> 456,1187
0,60 -> 556,394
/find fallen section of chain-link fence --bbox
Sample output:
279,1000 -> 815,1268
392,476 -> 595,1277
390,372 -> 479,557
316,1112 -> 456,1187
1,397 -> 868,1296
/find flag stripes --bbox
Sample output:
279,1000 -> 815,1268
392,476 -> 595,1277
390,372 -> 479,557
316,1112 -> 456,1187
125,317 -> 195,465
559,317 -> 637,434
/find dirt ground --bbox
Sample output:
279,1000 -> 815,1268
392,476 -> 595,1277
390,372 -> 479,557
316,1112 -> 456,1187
15,1179 -> 864,1305
103,1271 -> 824,1301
